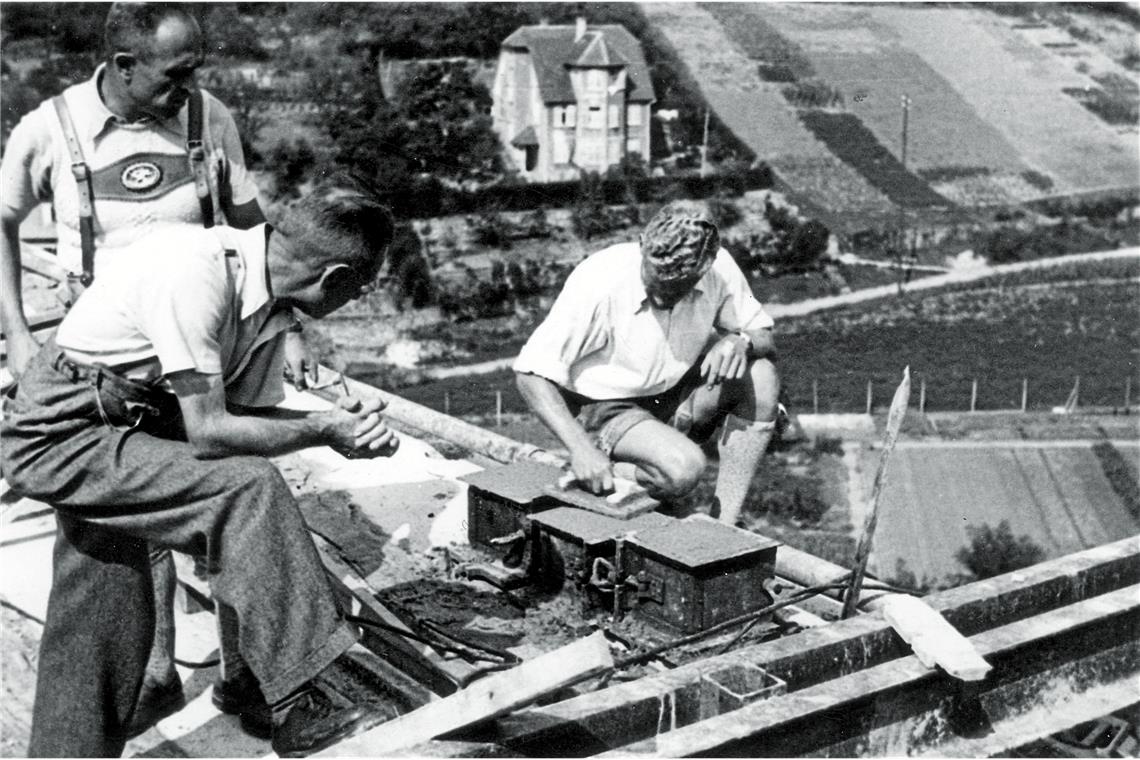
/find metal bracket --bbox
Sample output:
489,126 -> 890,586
638,572 -> 665,605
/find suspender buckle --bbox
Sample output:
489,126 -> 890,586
187,139 -> 205,162
70,161 -> 91,183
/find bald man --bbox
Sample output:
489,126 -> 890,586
515,201 -> 782,525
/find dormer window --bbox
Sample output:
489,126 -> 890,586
554,105 -> 577,127
587,69 -> 606,92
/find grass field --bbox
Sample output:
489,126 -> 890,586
383,268 -> 1140,419
777,278 -> 1140,413
641,2 -> 896,218
867,5 -> 1139,194
869,443 -> 1139,586
720,4 -> 1030,177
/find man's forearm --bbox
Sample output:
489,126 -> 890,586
0,218 -> 31,339
189,409 -> 331,459
515,372 -> 597,456
742,327 -> 776,360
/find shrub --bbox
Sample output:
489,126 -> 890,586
1020,170 -> 1055,192
1092,442 -> 1140,519
707,194 -> 742,229
955,520 -> 1046,580
813,437 -> 845,456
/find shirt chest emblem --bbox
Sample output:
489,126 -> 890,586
120,161 -> 163,192
90,152 -> 194,202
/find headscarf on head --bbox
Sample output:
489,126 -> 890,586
640,200 -> 720,283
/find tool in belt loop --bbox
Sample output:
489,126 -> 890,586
90,368 -> 150,430
51,95 -> 97,287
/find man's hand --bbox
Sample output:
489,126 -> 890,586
700,333 -> 749,387
326,395 -> 399,458
283,330 -> 319,390
567,444 -> 614,495
5,328 -> 40,379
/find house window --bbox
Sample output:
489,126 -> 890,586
554,105 -> 577,127
626,137 -> 641,156
552,130 -> 571,164
627,105 -> 642,127
586,106 -> 604,129
608,104 -> 620,130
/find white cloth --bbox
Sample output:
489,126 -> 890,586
56,223 -> 287,408
514,241 -> 773,399
0,66 -> 259,274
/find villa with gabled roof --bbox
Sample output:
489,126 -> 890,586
491,17 -> 656,183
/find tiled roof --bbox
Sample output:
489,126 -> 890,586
501,24 -> 656,105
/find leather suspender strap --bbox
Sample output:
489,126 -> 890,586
186,90 -> 215,228
51,95 -> 97,286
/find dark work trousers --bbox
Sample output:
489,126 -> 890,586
1,341 -> 357,757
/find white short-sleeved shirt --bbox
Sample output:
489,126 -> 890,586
56,223 -> 288,408
513,242 -> 774,400
0,66 -> 259,275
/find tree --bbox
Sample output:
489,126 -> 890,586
955,521 -> 1046,581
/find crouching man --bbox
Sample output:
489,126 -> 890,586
514,201 -> 780,524
1,174 -> 397,757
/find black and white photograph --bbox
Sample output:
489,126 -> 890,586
0,1 -> 1137,757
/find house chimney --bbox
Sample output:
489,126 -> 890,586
575,16 -> 587,41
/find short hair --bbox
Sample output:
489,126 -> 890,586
640,200 -> 720,282
276,173 -> 395,281
104,3 -> 197,59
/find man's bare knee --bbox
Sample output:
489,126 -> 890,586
745,358 -> 780,420
645,443 -> 706,499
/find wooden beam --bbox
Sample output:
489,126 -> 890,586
465,536 -> 1140,757
612,584 -> 1140,757
319,631 -> 614,757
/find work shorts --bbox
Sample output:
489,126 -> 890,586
561,365 -> 732,456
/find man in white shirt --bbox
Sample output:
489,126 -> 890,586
515,201 -> 781,525
0,4 -> 320,734
1,175 -> 396,758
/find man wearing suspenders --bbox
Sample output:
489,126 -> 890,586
0,2 -> 308,741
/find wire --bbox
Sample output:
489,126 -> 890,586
613,577 -> 854,669
345,614 -> 520,667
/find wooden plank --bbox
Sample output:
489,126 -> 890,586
880,594 -> 991,681
311,533 -> 479,696
319,631 -> 614,757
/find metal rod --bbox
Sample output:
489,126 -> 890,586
813,379 -> 819,415
1022,378 -> 1028,412
866,380 -> 873,415
970,378 -> 978,412
843,367 -> 911,619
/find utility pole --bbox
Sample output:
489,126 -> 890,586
895,94 -> 912,295
700,109 -> 710,178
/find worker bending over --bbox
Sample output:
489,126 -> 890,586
1,175 -> 396,758
514,200 -> 781,526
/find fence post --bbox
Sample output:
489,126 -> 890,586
970,379 -> 978,412
444,391 -> 451,416
1021,378 -> 1028,412
919,377 -> 926,414
496,391 -> 503,427
1126,377 -> 1132,410
813,379 -> 819,415
866,380 -> 873,415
